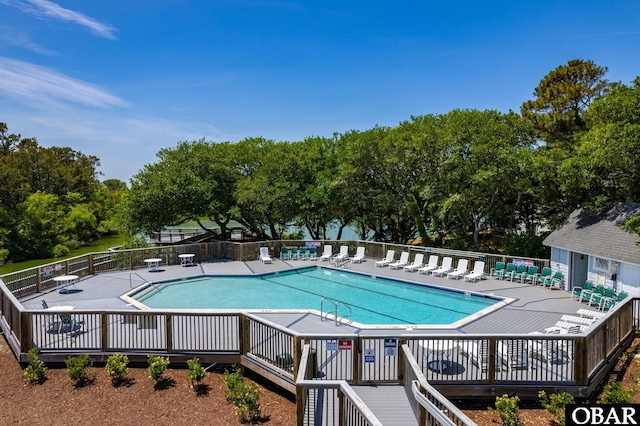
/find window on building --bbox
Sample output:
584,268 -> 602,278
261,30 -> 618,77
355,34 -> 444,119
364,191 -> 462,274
594,257 -> 609,272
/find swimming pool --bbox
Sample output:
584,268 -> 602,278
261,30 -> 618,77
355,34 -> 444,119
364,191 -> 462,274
132,267 -> 504,326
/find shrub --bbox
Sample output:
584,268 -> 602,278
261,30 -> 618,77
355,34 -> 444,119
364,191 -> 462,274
539,390 -> 574,426
106,353 -> 130,386
52,244 -> 70,258
187,357 -> 207,388
599,381 -> 636,404
489,394 -> 524,426
223,367 -> 263,423
23,347 -> 47,384
147,355 -> 169,381
65,353 -> 93,387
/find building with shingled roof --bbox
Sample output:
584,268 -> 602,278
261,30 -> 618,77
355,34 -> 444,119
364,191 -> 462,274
543,203 -> 640,297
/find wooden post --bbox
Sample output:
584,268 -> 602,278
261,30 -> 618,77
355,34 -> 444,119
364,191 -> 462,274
129,251 -> 134,270
488,337 -> 496,385
338,387 -> 345,426
36,266 -> 42,293
239,315 -> 250,356
296,385 -> 305,426
165,314 -> 173,353
574,336 -> 587,386
352,337 -> 360,385
101,313 -> 109,352
293,337 -> 301,381
398,338 -> 407,385
20,311 -> 32,354
418,385 -> 427,426
88,254 -> 94,275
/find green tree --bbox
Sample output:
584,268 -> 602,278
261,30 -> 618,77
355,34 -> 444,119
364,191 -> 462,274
17,192 -> 65,258
559,77 -> 640,208
521,59 -> 609,154
430,109 -> 536,248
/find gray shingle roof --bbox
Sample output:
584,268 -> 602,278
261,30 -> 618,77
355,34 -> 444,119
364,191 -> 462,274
543,203 -> 640,265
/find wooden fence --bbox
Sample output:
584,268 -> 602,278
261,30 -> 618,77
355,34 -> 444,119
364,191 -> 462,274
0,241 -> 632,402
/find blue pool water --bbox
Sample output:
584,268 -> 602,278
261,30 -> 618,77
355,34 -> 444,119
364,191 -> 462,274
135,268 -> 501,325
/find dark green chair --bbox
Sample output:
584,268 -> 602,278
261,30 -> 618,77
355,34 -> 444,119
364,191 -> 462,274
490,262 -> 506,279
535,267 -> 552,286
571,280 -> 593,300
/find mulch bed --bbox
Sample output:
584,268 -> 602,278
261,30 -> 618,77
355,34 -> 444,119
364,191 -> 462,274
0,335 -> 296,425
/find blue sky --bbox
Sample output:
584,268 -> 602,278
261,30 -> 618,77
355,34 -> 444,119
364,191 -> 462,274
1,1 -> 639,182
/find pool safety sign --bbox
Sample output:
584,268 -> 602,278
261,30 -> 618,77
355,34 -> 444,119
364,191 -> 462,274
326,340 -> 352,351
384,338 -> 398,356
364,348 -> 375,363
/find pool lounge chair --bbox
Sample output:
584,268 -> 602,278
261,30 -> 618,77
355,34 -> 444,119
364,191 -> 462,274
259,247 -> 272,264
320,245 -> 332,261
588,286 -> 615,308
280,246 -> 290,260
601,291 -> 628,310
528,332 -> 568,368
499,340 -> 530,371
463,261 -> 485,282
542,271 -> 564,289
404,253 -> 424,272
446,259 -> 468,279
333,245 -> 349,263
460,340 -> 507,372
417,255 -> 439,274
351,246 -> 366,263
580,284 -> 604,303
308,246 -> 317,260
576,308 -> 605,320
432,257 -> 453,277
560,315 -> 596,326
375,250 -> 395,267
522,266 -> 539,284
510,264 -> 528,282
545,321 -> 586,334
389,251 -> 410,269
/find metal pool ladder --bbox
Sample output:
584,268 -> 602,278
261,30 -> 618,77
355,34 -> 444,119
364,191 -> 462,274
320,297 -> 352,326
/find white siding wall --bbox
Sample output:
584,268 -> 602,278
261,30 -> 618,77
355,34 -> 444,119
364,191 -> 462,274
618,262 -> 640,297
550,248 -> 570,290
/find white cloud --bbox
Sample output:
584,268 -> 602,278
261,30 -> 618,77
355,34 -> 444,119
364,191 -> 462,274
0,0 -> 117,39
1,31 -> 56,55
0,57 -> 128,108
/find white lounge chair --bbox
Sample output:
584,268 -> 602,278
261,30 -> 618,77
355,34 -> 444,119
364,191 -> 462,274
463,261 -> 485,282
351,246 -> 366,263
432,257 -> 453,277
375,250 -> 395,267
447,259 -> 468,279
389,252 -> 410,269
499,340 -> 530,371
320,245 -> 332,261
576,309 -> 605,320
560,315 -> 596,326
333,245 -> 349,263
545,321 -> 585,334
404,253 -> 424,272
259,247 -> 272,264
417,255 -> 439,274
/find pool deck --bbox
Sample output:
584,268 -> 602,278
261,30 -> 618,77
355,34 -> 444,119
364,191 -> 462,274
19,257 -> 591,337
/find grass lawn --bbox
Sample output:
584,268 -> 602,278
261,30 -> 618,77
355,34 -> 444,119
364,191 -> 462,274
0,234 -> 128,275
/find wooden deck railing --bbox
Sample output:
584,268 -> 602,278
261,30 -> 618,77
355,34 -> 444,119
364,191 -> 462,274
0,240 -> 632,401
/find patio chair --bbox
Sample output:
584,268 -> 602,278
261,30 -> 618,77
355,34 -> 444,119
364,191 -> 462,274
389,251 -> 410,269
259,247 -> 272,264
588,286 -> 615,308
320,245 -> 332,261
432,257 -> 453,277
560,315 -> 596,327
463,261 -> 485,282
501,263 -> 517,280
576,308 -> 605,320
543,271 -> 564,289
522,266 -> 539,284
375,250 -> 395,267
298,247 -> 308,260
499,340 -> 530,371
545,321 -> 586,334
351,246 -> 366,263
460,340 -> 506,372
580,284 -> 604,303
290,246 -> 299,260
307,246 -> 317,260
571,280 -> 592,300
510,264 -> 528,282
404,253 -> 424,272
528,332 -> 567,368
446,259 -> 468,279
41,300 -> 49,309
280,246 -> 290,260
417,255 -> 439,274
601,291 -> 628,310
534,267 -> 552,286
490,262 -> 505,279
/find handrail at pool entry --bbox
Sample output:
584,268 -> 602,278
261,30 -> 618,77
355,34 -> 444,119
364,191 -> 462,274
320,297 -> 352,326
